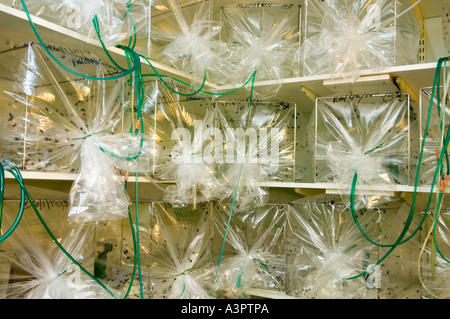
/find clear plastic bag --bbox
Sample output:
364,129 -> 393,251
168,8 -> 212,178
150,0 -> 220,85
92,203 -> 152,299
373,196 -> 425,299
218,3 -> 301,87
301,0 -> 420,81
68,136 -> 131,223
417,200 -> 450,299
216,98 -> 298,212
0,201 -> 118,299
417,86 -> 449,186
149,202 -> 214,299
313,93 -> 411,188
212,203 -> 287,298
14,0 -> 151,49
144,79 -> 223,206
286,194 -> 402,299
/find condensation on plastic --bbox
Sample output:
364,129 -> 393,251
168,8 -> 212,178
313,93 -> 410,188
14,0 -> 151,49
212,202 -> 287,299
0,201 -> 118,299
285,194 -> 404,299
217,3 -> 301,90
301,0 -> 420,81
443,0 -> 450,55
418,86 -> 450,186
215,98 -> 298,212
150,0 -> 220,85
149,202 -> 214,299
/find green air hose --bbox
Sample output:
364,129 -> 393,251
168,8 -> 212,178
16,0 -> 260,299
345,57 -> 450,281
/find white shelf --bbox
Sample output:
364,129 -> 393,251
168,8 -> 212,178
245,288 -> 299,299
4,171 -> 446,196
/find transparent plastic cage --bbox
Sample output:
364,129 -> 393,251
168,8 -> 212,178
313,92 -> 411,187
212,202 -> 287,299
216,97 -> 299,183
418,86 -> 449,186
417,198 -> 450,299
0,200 -> 110,299
149,202 -> 214,299
142,79 -> 222,205
216,2 -> 301,86
301,0 -> 420,80
150,0 -> 216,82
286,193 -> 416,299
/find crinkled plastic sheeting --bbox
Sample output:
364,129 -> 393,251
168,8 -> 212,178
0,200 -> 119,299
2,43 -> 137,222
301,0 -> 420,81
14,0 -> 151,49
414,197 -> 450,299
313,93 -> 411,188
217,2 -> 301,89
143,79 -> 224,206
286,194 -> 410,299
150,0 -> 220,85
0,44 -> 30,169
418,86 -> 449,186
149,202 -> 214,299
212,202 -> 287,299
216,98 -> 298,212
94,202 -> 152,299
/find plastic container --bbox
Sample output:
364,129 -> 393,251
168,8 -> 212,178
149,202 -> 214,299
212,202 -> 287,298
301,0 -> 420,80
216,2 -> 301,86
313,92 -> 411,188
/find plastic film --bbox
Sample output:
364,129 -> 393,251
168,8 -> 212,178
217,3 -> 301,90
313,93 -> 410,188
216,98 -> 298,212
14,0 -> 151,49
3,43 -> 130,173
150,202 -> 214,299
418,86 -> 450,186
68,136 -> 131,223
0,201 -> 117,299
418,201 -> 450,299
286,194 -> 396,299
150,0 -> 219,85
144,79 -> 223,206
301,0 -> 420,81
212,203 -> 287,299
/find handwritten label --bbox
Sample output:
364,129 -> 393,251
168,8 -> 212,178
236,3 -> 272,8
24,199 -> 69,210
71,57 -> 101,68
